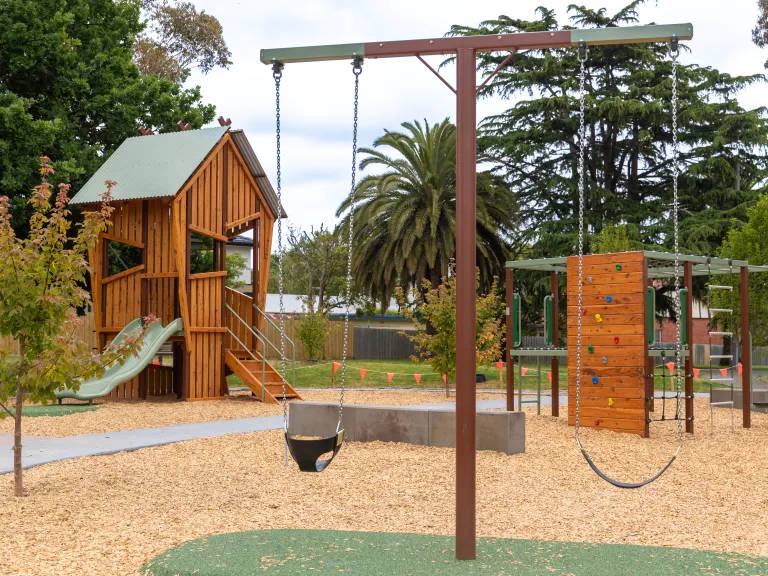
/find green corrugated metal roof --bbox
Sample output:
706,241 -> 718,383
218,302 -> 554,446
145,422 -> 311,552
70,127 -> 228,205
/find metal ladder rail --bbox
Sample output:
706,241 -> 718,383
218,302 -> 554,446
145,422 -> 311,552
707,260 -> 735,430
254,303 -> 296,391
517,355 -> 543,415
226,304 -> 269,402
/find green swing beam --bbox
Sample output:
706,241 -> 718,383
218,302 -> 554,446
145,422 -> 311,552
261,24 -> 693,64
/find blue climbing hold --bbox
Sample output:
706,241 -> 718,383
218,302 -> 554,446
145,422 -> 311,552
606,296 -> 613,303
592,377 -> 599,385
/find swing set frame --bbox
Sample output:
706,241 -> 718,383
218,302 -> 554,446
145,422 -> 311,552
261,21 -> 694,562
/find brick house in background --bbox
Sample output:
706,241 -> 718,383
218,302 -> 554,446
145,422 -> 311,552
657,298 -> 723,346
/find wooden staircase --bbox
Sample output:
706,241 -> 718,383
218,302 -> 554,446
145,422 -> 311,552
224,349 -> 301,404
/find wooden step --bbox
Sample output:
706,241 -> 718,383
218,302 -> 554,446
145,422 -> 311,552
224,350 -> 301,404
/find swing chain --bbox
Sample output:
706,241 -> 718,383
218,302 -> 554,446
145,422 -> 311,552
273,61 -> 289,433
338,57 -> 363,429
670,43 -> 684,447
574,46 -> 587,440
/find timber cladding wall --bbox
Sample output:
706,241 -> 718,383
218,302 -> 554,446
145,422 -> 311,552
566,251 -> 648,436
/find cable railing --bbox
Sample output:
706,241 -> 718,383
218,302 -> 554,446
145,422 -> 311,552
225,303 -> 267,402
254,303 -> 296,388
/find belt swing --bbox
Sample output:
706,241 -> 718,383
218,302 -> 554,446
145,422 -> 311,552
573,38 -> 684,489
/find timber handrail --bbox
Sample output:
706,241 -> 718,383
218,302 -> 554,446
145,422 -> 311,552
102,264 -> 145,285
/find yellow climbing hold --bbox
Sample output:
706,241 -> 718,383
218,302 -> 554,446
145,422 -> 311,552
595,313 -> 603,323
608,397 -> 614,407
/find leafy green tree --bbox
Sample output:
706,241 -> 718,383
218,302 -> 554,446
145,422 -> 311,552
134,0 -> 232,82
268,225 -> 348,312
338,118 -> 517,310
754,0 -> 768,68
189,233 -> 251,288
396,265 -> 503,397
711,195 -> 768,348
0,160 -> 154,496
592,223 -> 631,254
293,310 -> 333,361
0,0 -> 216,234
450,1 -> 768,261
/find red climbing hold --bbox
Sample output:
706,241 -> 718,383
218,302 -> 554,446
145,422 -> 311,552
595,418 -> 601,427
582,308 -> 587,316
614,337 -> 620,344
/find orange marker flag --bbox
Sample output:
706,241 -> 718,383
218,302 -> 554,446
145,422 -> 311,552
414,374 -> 422,384
547,371 -> 552,383
738,363 -> 743,376
665,362 -> 675,374
332,362 -> 341,375
720,368 -> 728,378
693,368 -> 701,378
521,367 -> 528,376
359,368 -> 367,380
387,372 -> 394,383
442,374 -> 447,384
495,360 -> 504,372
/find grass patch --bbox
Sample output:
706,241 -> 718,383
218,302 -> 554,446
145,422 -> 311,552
144,529 -> 768,576
4,404 -> 102,418
229,358 -> 713,393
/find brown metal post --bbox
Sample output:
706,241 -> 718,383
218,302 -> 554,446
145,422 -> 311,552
551,272 -> 560,417
642,257 -> 650,438
506,267 -> 514,411
139,200 -> 149,400
684,261 -> 694,433
455,47 -> 477,562
741,266 -> 751,428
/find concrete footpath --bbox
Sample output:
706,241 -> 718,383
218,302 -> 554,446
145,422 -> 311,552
0,399 -> 512,474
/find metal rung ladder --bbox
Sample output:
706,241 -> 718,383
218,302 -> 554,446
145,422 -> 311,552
707,259 -> 736,431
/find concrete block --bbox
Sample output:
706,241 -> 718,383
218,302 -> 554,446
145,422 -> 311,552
428,410 -> 456,449
711,388 -> 768,414
289,401 -> 357,439
354,405 -> 430,445
289,402 -> 526,454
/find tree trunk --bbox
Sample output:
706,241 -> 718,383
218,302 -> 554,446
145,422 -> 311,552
13,336 -> 25,497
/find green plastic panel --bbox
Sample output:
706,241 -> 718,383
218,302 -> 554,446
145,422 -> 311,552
570,24 -> 693,46
260,43 -> 365,64
544,295 -> 554,346
647,287 -> 656,346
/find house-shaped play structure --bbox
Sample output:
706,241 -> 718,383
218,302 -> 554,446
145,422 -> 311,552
71,126 -> 299,403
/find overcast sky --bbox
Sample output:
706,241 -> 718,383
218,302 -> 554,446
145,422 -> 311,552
186,0 -> 768,237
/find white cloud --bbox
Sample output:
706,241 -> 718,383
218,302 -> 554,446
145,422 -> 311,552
188,0 -> 768,237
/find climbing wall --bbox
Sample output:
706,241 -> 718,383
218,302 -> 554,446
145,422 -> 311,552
567,252 -> 649,437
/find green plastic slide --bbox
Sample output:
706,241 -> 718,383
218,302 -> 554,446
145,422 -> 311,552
55,317 -> 184,401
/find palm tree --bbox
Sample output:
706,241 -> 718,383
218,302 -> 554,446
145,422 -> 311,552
336,118 -> 516,310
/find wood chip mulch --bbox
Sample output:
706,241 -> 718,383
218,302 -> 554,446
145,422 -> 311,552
1,398 -> 767,575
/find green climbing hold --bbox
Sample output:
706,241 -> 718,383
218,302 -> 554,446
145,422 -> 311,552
587,345 -> 594,354
616,264 -> 623,271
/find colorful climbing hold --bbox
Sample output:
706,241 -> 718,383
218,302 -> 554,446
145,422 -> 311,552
614,336 -> 620,344
608,398 -> 615,407
582,307 -> 587,316
602,356 -> 608,365
606,295 -> 613,303
616,264 -> 622,271
587,345 -> 594,354
595,418 -> 601,426
595,313 -> 603,323
592,376 -> 599,385
587,276 -> 593,283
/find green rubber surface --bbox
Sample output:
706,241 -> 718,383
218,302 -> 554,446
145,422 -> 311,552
144,529 -> 768,575
5,404 -> 102,418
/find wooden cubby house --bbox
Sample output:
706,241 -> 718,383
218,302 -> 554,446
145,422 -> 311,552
71,126 -> 300,403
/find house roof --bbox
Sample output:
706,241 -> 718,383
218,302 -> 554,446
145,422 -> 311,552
71,127 -> 228,205
70,127 -> 284,218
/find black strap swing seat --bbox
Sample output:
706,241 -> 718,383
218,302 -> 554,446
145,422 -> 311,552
285,429 -> 345,473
